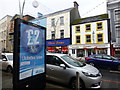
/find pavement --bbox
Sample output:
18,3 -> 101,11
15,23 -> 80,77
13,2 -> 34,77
1,68 -> 120,89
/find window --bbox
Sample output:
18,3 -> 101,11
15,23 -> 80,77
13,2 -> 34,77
72,49 -> 75,54
60,16 -> 64,25
76,35 -> 80,44
85,34 -> 91,43
97,33 -> 103,43
51,31 -> 55,39
85,24 -> 91,32
75,26 -> 80,33
102,55 -> 112,60
96,22 -> 103,30
115,9 -> 120,21
51,18 -> 55,26
60,30 -> 64,39
94,55 -> 102,59
46,55 -> 63,66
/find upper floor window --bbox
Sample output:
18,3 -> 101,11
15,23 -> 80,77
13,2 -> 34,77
75,26 -> 80,33
115,9 -> 120,21
60,30 -> 64,39
96,22 -> 103,30
97,33 -> 104,43
85,24 -> 91,32
51,31 -> 55,39
51,18 -> 55,26
60,16 -> 64,25
85,34 -> 91,44
76,35 -> 81,44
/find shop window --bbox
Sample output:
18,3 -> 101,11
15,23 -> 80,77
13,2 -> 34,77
85,24 -> 91,32
97,33 -> 104,43
96,22 -> 103,30
75,26 -> 80,33
85,34 -> 91,44
76,35 -> 81,44
51,31 -> 55,39
60,30 -> 64,39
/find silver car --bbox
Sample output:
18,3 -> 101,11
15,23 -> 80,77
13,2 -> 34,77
0,53 -> 13,73
46,53 -> 102,89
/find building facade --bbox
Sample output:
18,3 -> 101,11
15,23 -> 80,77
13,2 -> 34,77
8,14 -> 35,52
30,13 -> 47,28
107,0 -> 120,57
0,15 -> 12,53
46,2 -> 80,53
69,14 -> 111,58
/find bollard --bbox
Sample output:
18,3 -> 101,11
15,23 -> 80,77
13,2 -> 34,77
76,72 -> 80,90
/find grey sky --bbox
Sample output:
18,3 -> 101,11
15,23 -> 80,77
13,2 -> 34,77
0,0 -> 107,19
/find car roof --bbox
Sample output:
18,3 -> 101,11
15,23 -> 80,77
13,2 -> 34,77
46,53 -> 66,57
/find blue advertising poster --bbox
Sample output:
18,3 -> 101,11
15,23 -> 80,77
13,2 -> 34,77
19,22 -> 45,80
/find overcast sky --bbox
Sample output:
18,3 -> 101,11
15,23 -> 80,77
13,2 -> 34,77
0,0 -> 107,19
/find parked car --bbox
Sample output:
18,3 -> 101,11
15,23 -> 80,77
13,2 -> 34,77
46,53 -> 102,89
0,53 -> 13,73
85,54 -> 120,70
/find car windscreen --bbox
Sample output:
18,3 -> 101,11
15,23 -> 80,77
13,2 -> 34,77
61,55 -> 85,67
7,55 -> 13,61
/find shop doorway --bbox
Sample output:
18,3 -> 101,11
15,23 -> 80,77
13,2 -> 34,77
77,49 -> 84,57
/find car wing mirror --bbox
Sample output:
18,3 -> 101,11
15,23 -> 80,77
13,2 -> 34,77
60,64 -> 66,69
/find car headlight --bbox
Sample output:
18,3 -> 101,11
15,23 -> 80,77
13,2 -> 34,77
82,71 -> 97,77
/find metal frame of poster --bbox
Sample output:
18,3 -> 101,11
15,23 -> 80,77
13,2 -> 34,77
13,18 -> 46,89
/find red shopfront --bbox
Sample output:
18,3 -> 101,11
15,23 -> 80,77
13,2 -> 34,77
46,38 -> 70,54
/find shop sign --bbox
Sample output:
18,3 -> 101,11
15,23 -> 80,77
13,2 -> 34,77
46,39 -> 70,46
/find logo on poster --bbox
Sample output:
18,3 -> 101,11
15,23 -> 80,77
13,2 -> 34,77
21,25 -> 44,54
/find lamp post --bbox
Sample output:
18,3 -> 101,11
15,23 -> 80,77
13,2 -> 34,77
18,0 -> 39,19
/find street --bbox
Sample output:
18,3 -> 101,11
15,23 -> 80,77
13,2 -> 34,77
0,68 -> 120,89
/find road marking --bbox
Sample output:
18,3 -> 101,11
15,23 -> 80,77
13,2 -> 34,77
110,70 -> 120,74
102,79 -> 120,84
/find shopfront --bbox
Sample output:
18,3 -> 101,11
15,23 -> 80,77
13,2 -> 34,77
46,38 -> 70,54
68,43 -> 110,58
113,44 -> 120,57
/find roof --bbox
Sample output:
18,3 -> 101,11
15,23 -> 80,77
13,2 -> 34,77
71,14 -> 109,25
47,7 -> 74,17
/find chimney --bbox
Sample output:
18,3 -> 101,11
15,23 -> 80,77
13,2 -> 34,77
74,1 -> 79,9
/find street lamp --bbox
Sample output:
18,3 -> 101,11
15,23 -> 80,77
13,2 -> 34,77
18,0 -> 39,19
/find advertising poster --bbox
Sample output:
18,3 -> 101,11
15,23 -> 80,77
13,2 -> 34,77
19,22 -> 45,80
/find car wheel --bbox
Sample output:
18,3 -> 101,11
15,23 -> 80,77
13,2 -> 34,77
7,66 -> 13,73
70,78 -> 85,89
117,65 -> 120,71
89,62 -> 94,66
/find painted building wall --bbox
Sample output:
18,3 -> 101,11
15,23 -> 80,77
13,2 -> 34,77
0,15 -> 12,53
46,12 -> 70,40
72,20 -> 109,44
69,19 -> 110,58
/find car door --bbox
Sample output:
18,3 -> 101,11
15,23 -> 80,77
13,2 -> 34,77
93,55 -> 104,67
2,55 -> 8,70
46,55 -> 74,84
102,55 -> 115,69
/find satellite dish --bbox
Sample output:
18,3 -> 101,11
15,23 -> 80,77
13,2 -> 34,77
32,0 -> 39,8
